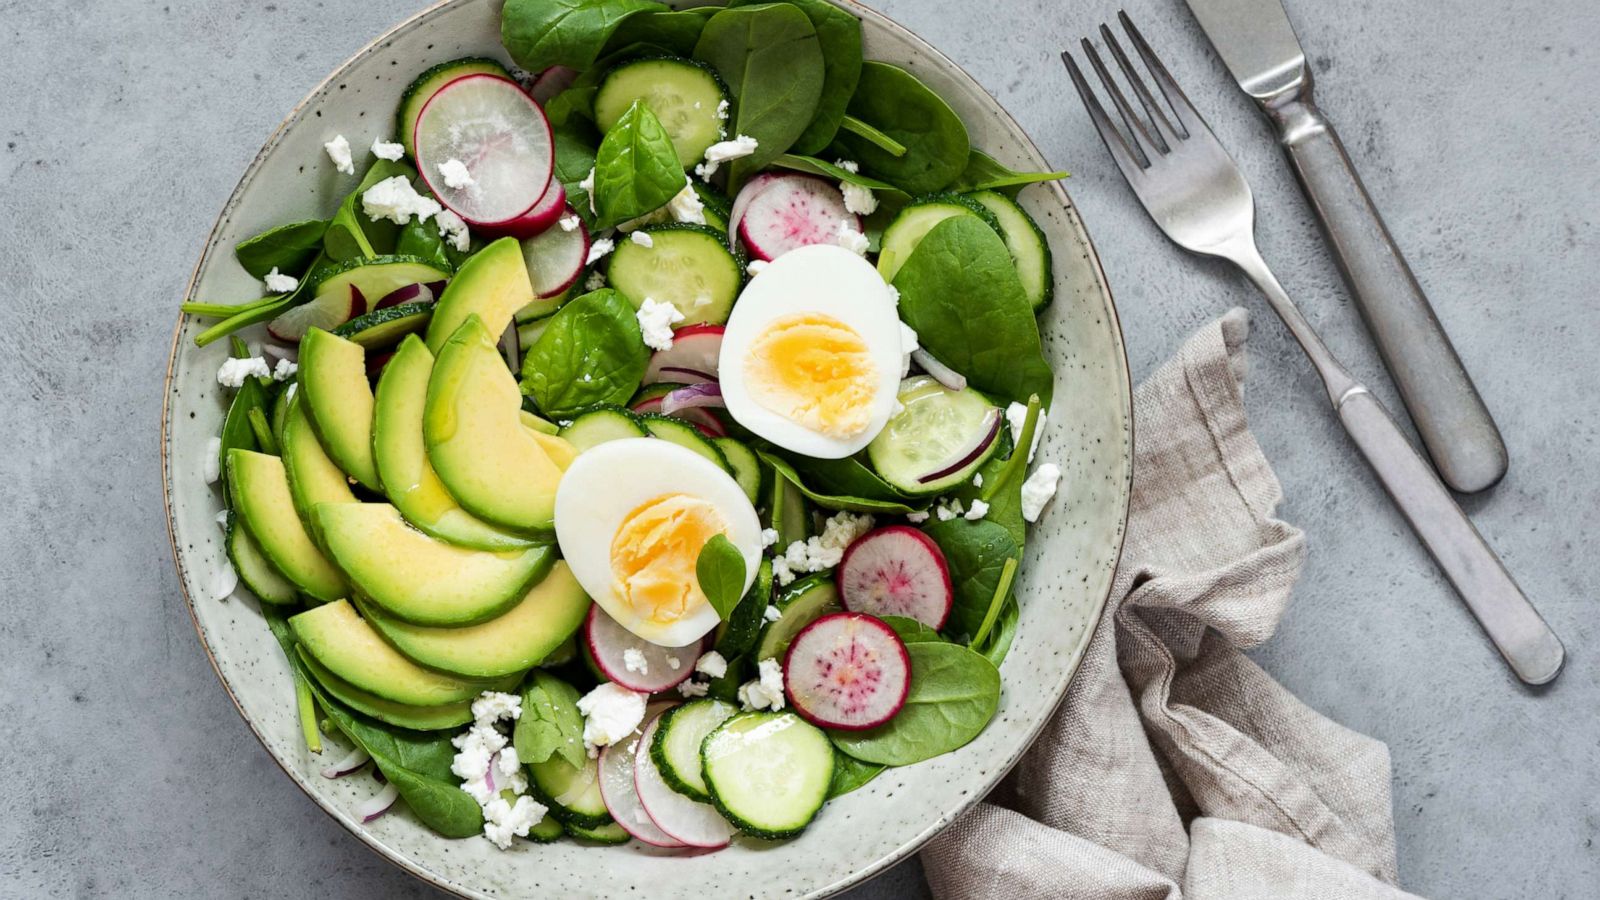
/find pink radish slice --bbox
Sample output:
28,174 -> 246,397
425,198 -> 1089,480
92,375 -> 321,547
837,526 -> 954,630
629,396 -> 727,438
661,383 -> 724,414
643,325 -> 724,385
585,605 -> 700,693
479,180 -> 567,240
784,612 -> 911,730
530,66 -> 578,104
413,73 -> 554,226
726,172 -> 784,242
267,284 -> 364,343
599,704 -> 686,848
373,282 -> 435,310
737,173 -> 861,262
633,716 -> 736,848
517,203 -> 589,297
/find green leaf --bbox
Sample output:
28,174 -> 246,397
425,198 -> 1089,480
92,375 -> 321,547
234,219 -> 328,279
324,159 -> 413,262
520,288 -> 650,417
514,671 -> 587,770
693,3 -> 826,189
728,0 -> 861,155
922,517 -> 1019,644
836,62 -> 969,194
396,213 -> 451,271
715,558 -> 772,659
893,216 -> 1053,407
757,449 -> 920,515
829,642 -> 1001,766
188,253 -> 338,347
977,395 -> 1041,550
970,556 -> 1017,648
949,149 -> 1067,197
552,121 -> 601,223
602,7 -> 713,56
973,595 -> 1019,667
261,606 -> 322,753
592,100 -> 686,230
877,615 -> 942,643
501,0 -> 668,72
697,533 -> 748,621
771,153 -> 909,203
827,754 -> 885,799
838,114 -> 907,156
783,451 -> 910,503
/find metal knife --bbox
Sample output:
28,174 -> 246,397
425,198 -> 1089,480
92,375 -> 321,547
1183,0 -> 1509,494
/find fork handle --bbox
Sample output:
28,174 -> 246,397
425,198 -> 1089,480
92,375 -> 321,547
1334,383 -> 1564,684
1265,95 -> 1508,493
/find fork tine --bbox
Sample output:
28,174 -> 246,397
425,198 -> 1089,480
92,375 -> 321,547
1099,22 -> 1182,148
1059,48 -> 1149,183
1080,37 -> 1162,165
1118,11 -> 1208,142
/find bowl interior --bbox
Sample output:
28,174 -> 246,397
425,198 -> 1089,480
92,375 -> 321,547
162,1 -> 1132,896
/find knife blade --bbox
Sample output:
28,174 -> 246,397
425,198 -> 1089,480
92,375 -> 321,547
1184,0 -> 1307,101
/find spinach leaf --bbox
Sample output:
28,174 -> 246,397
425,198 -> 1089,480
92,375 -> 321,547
771,153 -> 909,203
922,517 -> 1018,644
602,7 -> 713,57
235,219 -> 328,279
545,85 -> 599,127
515,670 -> 588,770
878,615 -> 942,644
187,253 -> 338,347
836,62 -> 970,194
552,122 -> 600,223
838,114 -> 907,157
705,653 -> 748,703
501,0 -> 668,72
757,449 -> 920,515
218,371 -> 269,504
592,100 -> 685,230
784,451 -> 910,503
829,642 -> 1000,766
827,754 -> 885,798
261,605 -> 323,753
324,159 -> 413,261
396,216 -> 451,271
969,556 -> 1017,648
976,395 -> 1041,550
728,0 -> 861,155
697,534 -> 747,620
693,3 -> 825,189
973,595 -> 1019,668
949,149 -> 1068,197
520,288 -> 650,417
893,216 -> 1053,407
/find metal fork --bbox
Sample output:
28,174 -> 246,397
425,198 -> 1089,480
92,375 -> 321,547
1062,13 -> 1564,685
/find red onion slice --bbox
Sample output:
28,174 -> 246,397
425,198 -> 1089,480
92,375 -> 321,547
358,782 -> 400,823
657,366 -> 718,384
321,745 -> 372,779
374,282 -> 435,310
910,348 -> 967,392
917,408 -> 1002,483
661,383 -> 725,414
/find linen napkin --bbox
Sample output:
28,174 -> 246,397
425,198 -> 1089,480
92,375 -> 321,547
920,309 -> 1422,900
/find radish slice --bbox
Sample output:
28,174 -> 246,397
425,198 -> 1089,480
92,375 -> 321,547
414,73 -> 554,226
661,383 -> 725,415
643,324 -> 724,385
267,284 -> 364,343
838,526 -> 954,629
373,282 -> 436,310
634,716 -> 735,848
530,66 -> 578,104
630,396 -> 727,438
917,409 -> 1002,484
737,173 -> 861,262
726,173 -> 784,242
599,704 -> 686,848
518,203 -> 589,297
585,605 -> 700,693
482,180 -> 568,240
784,612 -> 911,730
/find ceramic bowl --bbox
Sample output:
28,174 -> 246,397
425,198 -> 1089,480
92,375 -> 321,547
161,0 -> 1132,895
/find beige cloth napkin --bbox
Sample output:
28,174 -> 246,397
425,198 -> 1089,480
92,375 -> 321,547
921,310 -> 1422,900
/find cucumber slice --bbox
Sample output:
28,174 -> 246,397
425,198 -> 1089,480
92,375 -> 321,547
527,815 -> 565,843
693,182 -> 732,232
280,395 -> 358,545
594,58 -> 729,167
876,194 -> 1001,283
396,57 -> 511,157
566,821 -> 629,844
559,406 -> 648,452
295,646 -> 474,731
331,302 -> 433,350
967,190 -> 1053,311
866,375 -> 1004,495
605,225 -> 741,326
309,255 -> 450,314
227,449 -> 347,602
714,437 -> 761,503
650,699 -> 738,802
517,316 -> 552,349
225,515 -> 298,605
755,574 -> 841,663
297,328 -> 380,490
530,754 -> 612,828
640,414 -> 731,472
702,711 -> 834,838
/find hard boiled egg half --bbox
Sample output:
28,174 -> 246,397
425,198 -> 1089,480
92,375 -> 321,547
718,244 -> 904,459
554,438 -> 763,646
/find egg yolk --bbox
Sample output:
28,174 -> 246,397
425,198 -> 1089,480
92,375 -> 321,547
743,313 -> 877,438
609,493 -> 729,625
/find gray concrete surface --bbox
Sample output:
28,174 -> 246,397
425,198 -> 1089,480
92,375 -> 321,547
3,0 -> 1596,896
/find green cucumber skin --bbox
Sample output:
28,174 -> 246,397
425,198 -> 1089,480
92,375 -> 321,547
648,699 -> 737,802
700,711 -> 832,839
528,757 -> 612,829
566,821 -> 630,844
967,189 -> 1053,311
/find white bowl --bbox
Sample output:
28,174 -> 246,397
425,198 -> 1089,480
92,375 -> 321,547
161,1 -> 1133,895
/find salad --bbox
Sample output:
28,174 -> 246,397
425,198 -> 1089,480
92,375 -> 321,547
185,0 -> 1067,853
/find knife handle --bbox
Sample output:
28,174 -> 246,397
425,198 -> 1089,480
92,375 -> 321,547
1264,93 -> 1509,493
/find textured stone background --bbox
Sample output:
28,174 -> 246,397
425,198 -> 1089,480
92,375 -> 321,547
3,0 -> 1597,896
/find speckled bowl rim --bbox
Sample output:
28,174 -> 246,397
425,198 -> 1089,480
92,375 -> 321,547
160,1 -> 1134,896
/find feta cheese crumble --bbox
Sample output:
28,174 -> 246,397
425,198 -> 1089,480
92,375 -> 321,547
471,691 -> 522,726
437,157 -> 475,189
716,98 -> 730,122
738,658 -> 786,711
964,499 -> 990,521
746,259 -> 768,276
899,322 -> 920,378
263,267 -> 298,293
623,647 -> 649,675
452,691 -> 545,848
482,794 -> 547,850
760,527 -> 780,548
763,604 -> 782,623
668,656 -> 681,670
559,214 -> 582,232
272,359 -> 298,382
578,167 -> 597,214
1021,462 -> 1062,522
576,683 -> 647,754
1006,402 -> 1047,462
935,499 -> 965,522
584,270 -> 607,292
770,511 -> 875,586
370,138 -> 405,161
835,221 -> 870,256
905,509 -> 930,524
435,208 -> 470,252
635,297 -> 684,351
840,180 -> 878,216
695,134 -> 759,180
217,356 -> 271,388
973,472 -> 984,487
629,230 -> 654,248
667,178 -> 706,224
361,176 -> 442,225
585,236 -> 615,266
324,134 -> 354,174
886,284 -> 900,306
678,680 -> 710,698
694,651 -> 728,680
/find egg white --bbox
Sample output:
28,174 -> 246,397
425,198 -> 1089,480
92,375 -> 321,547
718,244 -> 904,459
554,438 -> 763,647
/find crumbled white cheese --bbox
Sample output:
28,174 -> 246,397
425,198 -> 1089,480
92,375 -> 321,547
695,651 -> 728,680
370,138 -> 405,161
576,683 -> 646,753
578,168 -> 597,214
695,134 -> 759,180
964,499 -> 990,521
435,209 -> 470,252
1021,462 -> 1062,522
584,270 -> 607,292
746,259 -> 768,277
482,794 -> 547,850
623,647 -> 649,675
451,718 -> 507,801
900,322 -> 920,378
760,527 -> 779,548
737,658 -> 786,711
629,230 -> 654,248
834,159 -> 860,174
836,220 -> 870,256
210,563 -> 238,602
437,157 -> 475,190
763,604 -> 782,623
585,237 -> 615,266
1006,402 -> 1047,463
840,182 -> 877,216
635,297 -> 684,351
769,511 -> 875,585
667,656 -> 681,670
217,356 -> 271,388
668,178 -> 707,225
272,359 -> 298,382
361,175 -> 442,225
678,680 -> 710,698
715,99 -> 730,123
203,437 -> 222,484
263,267 -> 298,294
324,134 -> 354,174
973,472 -> 984,487
559,214 -> 582,232
885,284 -> 900,306
471,691 -> 522,727
905,510 -> 930,524
935,499 -> 964,522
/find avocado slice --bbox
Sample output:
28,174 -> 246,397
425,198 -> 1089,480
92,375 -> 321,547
290,599 -> 518,706
423,237 -> 534,354
359,560 -> 591,679
298,327 -> 381,491
227,449 -> 347,601
424,316 -> 574,533
373,335 -> 538,552
280,393 -> 358,545
294,646 -> 474,731
313,502 -> 553,625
